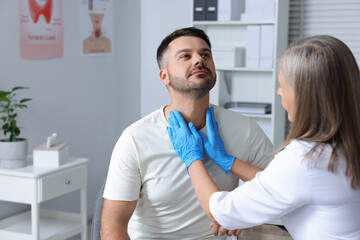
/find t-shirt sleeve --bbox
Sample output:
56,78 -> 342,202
247,119 -> 274,169
103,130 -> 141,201
209,143 -> 310,230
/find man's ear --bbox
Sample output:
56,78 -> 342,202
160,68 -> 170,86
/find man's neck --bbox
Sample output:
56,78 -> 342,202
164,94 -> 210,130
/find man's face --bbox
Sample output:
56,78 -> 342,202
164,36 -> 216,100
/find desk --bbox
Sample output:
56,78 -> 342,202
0,157 -> 88,240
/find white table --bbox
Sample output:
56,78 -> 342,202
0,157 -> 88,240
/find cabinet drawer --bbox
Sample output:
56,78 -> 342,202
39,165 -> 87,202
0,176 -> 36,203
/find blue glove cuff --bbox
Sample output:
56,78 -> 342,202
223,155 -> 235,174
185,154 -> 204,174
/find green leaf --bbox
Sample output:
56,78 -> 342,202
14,127 -> 20,136
12,86 -> 29,92
11,119 -> 17,127
20,98 -> 32,103
0,91 -> 10,98
15,104 -> 26,109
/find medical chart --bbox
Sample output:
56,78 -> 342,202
18,0 -> 63,59
79,0 -> 114,56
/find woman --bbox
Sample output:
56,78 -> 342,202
167,35 -> 360,239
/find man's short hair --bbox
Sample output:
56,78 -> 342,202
156,27 -> 211,69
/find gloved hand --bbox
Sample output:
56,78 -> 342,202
167,110 -> 204,173
199,107 -> 235,174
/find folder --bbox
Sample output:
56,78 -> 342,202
206,0 -> 218,21
260,25 -> 274,69
241,0 -> 275,21
218,0 -> 245,21
193,0 -> 206,21
246,25 -> 261,68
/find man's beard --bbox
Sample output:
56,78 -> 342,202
168,66 -> 216,100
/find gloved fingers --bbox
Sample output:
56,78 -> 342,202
199,131 -> 208,145
206,109 -> 216,144
188,122 -> 198,137
206,108 -> 214,130
166,126 -> 174,142
210,107 -> 219,131
173,109 -> 188,129
168,111 -> 179,129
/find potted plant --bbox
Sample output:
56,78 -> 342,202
0,86 -> 31,168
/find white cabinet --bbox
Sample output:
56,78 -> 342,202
192,0 -> 289,147
0,157 -> 88,240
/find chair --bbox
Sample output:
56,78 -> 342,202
91,181 -> 106,240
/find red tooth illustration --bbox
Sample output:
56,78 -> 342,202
28,0 -> 53,24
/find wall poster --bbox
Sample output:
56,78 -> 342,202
79,0 -> 114,56
18,0 -> 63,59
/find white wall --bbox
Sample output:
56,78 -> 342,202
140,0 -> 192,116
0,0 -> 141,219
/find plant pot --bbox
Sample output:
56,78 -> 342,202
0,138 -> 28,169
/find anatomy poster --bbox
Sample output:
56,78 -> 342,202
79,0 -> 114,56
18,0 -> 63,59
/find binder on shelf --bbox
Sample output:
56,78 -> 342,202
225,102 -> 271,115
260,25 -> 274,69
245,25 -> 261,68
206,0 -> 218,21
193,0 -> 206,21
262,0 -> 276,21
241,0 -> 275,21
218,0 -> 245,21
212,47 -> 245,68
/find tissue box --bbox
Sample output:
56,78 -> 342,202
212,47 -> 245,68
33,142 -> 69,167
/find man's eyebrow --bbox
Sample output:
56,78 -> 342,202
175,49 -> 191,57
174,48 -> 211,57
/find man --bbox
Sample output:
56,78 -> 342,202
101,27 -> 274,239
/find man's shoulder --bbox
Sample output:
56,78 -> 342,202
124,107 -> 165,133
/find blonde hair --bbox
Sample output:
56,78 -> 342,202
277,35 -> 360,188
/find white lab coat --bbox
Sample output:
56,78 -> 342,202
209,140 -> 360,240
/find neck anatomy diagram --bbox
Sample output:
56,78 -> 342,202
28,0 -> 53,24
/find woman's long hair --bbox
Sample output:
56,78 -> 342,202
277,35 -> 360,188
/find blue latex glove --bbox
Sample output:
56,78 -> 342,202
167,110 -> 204,173
199,107 -> 235,174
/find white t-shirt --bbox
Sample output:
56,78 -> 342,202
210,140 -> 360,240
104,105 -> 274,239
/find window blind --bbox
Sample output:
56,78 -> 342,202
286,0 -> 360,136
289,0 -> 360,65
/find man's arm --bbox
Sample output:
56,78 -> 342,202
101,199 -> 137,240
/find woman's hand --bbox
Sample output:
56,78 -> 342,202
167,110 -> 204,172
199,107 -> 235,174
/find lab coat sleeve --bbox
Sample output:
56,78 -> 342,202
209,141 -> 311,230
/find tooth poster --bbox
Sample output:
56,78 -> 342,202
18,0 -> 63,59
79,0 -> 114,56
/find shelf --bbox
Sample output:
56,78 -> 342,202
193,20 -> 275,26
0,209 -> 82,240
243,113 -> 272,119
216,67 -> 273,72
